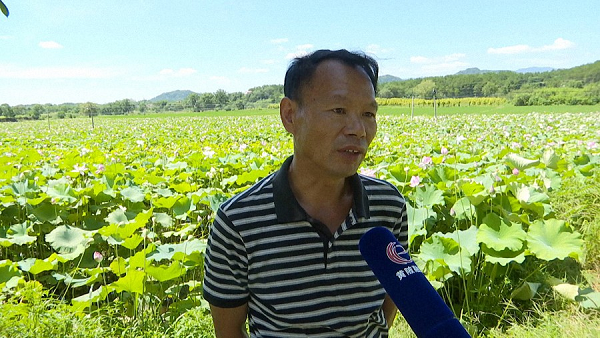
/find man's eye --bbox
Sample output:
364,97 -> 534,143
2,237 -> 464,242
332,108 -> 345,114
364,112 -> 376,118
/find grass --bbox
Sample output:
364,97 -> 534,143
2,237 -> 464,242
91,103 -> 600,120
377,103 -> 600,116
0,281 -> 215,338
99,108 -> 279,118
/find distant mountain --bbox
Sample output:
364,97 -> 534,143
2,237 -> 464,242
379,74 -> 403,83
149,90 -> 196,102
455,67 -> 555,75
455,68 -> 503,75
516,67 -> 555,74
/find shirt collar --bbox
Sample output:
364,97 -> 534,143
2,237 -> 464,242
273,156 -> 370,223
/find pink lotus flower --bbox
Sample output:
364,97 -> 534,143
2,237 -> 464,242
93,251 -> 103,263
360,168 -> 376,178
73,163 -> 87,174
410,176 -> 421,187
512,168 -> 520,175
95,164 -> 105,174
418,156 -> 433,169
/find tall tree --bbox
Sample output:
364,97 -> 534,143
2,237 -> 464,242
80,102 -> 98,117
31,104 -> 45,120
185,93 -> 201,111
413,80 -> 436,99
214,89 -> 229,106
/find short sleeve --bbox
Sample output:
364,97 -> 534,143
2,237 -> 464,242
202,208 -> 249,308
394,198 -> 409,251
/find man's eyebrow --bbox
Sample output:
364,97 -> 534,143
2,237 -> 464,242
329,94 -> 379,109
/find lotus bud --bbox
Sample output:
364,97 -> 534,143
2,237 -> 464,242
409,175 -> 421,188
93,251 -> 103,263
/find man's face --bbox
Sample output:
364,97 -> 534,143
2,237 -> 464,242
282,59 -> 378,180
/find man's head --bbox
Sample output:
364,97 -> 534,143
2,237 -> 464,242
284,49 -> 379,106
280,50 -> 379,180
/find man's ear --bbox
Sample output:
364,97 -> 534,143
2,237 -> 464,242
279,97 -> 297,134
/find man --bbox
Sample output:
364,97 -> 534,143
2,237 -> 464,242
203,49 -> 408,337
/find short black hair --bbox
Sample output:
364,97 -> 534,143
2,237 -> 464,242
283,49 -> 379,104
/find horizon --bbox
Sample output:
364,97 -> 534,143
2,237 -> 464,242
1,1 -> 599,106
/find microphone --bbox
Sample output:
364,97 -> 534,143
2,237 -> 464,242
359,227 -> 470,338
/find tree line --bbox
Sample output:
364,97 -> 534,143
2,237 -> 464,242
0,85 -> 285,121
2,60 -> 599,121
379,60 -> 600,106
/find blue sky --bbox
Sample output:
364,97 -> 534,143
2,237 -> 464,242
1,0 -> 599,105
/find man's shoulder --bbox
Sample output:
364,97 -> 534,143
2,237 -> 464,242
219,172 -> 276,212
358,174 -> 407,208
359,174 -> 402,194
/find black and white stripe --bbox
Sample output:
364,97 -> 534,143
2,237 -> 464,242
203,157 -> 408,337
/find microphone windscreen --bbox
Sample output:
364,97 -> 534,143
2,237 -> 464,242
359,227 -> 470,338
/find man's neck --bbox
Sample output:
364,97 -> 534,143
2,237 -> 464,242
287,159 -> 354,232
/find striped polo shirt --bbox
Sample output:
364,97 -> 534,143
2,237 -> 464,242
203,156 -> 408,337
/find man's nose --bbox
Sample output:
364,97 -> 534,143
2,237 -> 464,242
344,114 -> 366,138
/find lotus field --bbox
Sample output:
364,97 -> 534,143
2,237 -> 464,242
0,111 -> 599,335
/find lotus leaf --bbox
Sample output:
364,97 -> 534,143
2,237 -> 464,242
527,219 -> 583,261
510,282 -> 541,300
439,226 -> 480,256
414,184 -> 445,208
505,153 -> 540,170
112,269 -> 146,294
72,285 -> 112,310
45,178 -> 77,204
477,213 -> 526,251
481,245 -> 526,266
418,234 -> 472,276
45,225 -> 91,253
120,186 -> 146,203
6,221 -> 37,245
451,197 -> 477,220
146,261 -> 186,282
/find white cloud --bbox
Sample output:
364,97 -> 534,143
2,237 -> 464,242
0,35 -> 12,40
420,61 -> 469,74
410,53 -> 466,64
540,38 -> 575,51
488,44 -> 530,55
210,76 -> 231,85
270,38 -> 288,44
409,53 -> 469,76
238,67 -> 268,74
365,44 -> 391,55
158,68 -> 197,77
296,44 -> 314,50
488,38 -> 575,54
285,44 -> 314,59
0,65 -> 118,79
443,53 -> 467,62
39,41 -> 63,49
410,56 -> 430,64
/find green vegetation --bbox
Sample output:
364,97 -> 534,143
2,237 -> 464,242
0,109 -> 598,337
3,60 -> 600,122
378,61 -> 600,106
